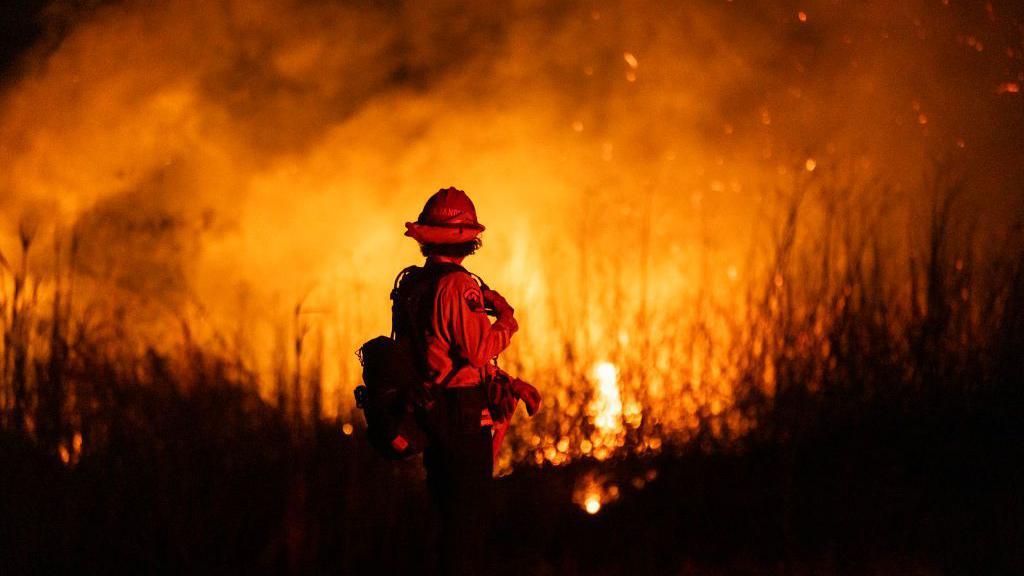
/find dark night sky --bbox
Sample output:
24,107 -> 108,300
0,1 -> 49,79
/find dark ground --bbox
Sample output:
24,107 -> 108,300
1,375 -> 1020,576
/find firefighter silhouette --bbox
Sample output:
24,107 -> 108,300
397,187 -> 540,576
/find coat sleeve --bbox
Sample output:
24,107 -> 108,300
434,273 -> 518,368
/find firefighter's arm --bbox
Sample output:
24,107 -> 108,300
437,274 -> 517,368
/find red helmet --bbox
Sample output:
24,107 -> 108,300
404,187 -> 486,244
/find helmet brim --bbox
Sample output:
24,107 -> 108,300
405,222 -> 484,244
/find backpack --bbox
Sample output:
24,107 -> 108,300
354,262 -> 469,459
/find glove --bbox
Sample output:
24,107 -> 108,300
510,378 -> 541,416
486,376 -> 516,422
482,288 -> 513,317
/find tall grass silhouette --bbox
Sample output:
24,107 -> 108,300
1,165 -> 1021,574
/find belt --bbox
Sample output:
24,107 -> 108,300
435,385 -> 493,429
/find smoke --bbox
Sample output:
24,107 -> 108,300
0,0 -> 1021,420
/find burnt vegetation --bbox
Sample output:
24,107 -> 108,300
1,171 -> 1022,575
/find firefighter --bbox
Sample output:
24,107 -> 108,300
397,186 -> 540,576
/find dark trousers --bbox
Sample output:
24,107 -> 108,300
423,387 -> 493,576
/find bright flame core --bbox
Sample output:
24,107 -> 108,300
590,361 -> 622,434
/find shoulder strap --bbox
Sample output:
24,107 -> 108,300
390,262 -> 497,383
467,272 -> 489,292
390,262 -> 470,379
389,265 -> 420,339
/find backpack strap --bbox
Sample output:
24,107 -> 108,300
389,265 -> 420,339
467,272 -> 489,292
391,262 -> 474,384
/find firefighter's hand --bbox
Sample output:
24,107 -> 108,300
482,288 -> 514,316
497,392 -> 518,422
511,378 -> 541,416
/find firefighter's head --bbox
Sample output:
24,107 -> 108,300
405,187 -> 485,258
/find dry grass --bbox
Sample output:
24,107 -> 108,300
0,165 -> 1021,573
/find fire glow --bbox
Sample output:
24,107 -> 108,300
573,471 -> 620,515
1,0 -> 1022,469
590,362 -> 622,435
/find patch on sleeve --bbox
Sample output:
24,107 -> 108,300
463,285 -> 485,312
